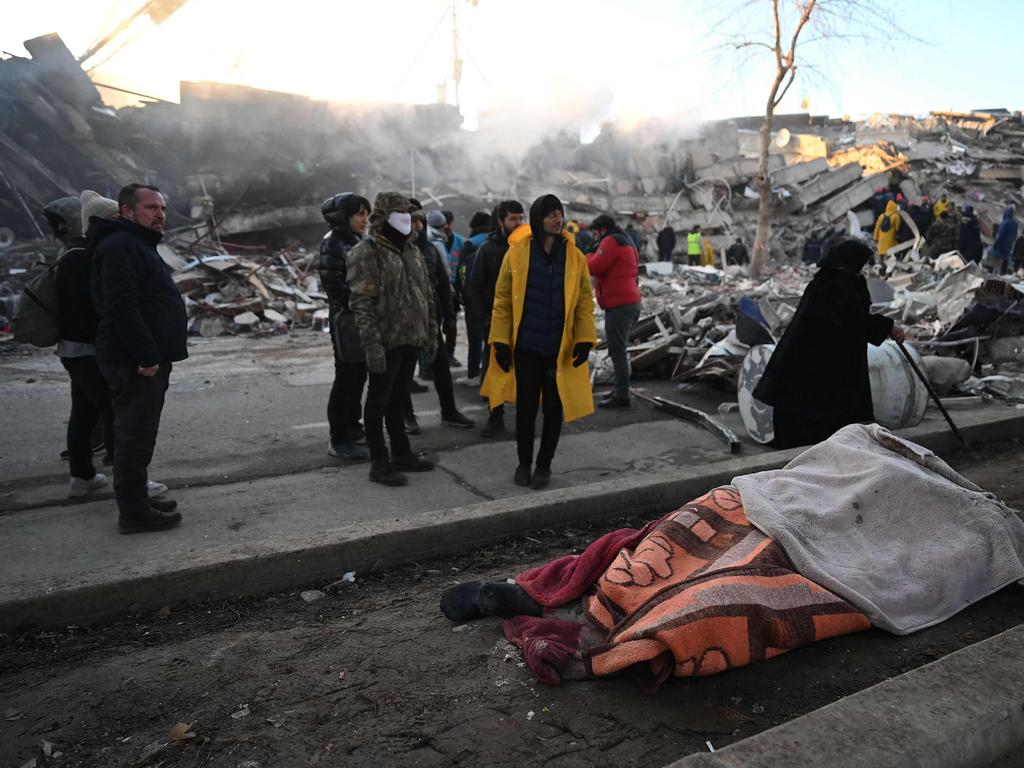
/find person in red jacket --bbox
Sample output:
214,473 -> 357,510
589,214 -> 642,408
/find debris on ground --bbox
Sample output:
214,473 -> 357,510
2,32 -> 1022,396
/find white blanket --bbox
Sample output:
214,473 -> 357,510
733,424 -> 1024,635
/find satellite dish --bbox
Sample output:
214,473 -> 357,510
775,128 -> 791,148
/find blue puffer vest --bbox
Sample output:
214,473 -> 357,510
517,238 -> 565,357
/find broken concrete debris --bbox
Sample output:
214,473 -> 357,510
3,33 -> 1024,400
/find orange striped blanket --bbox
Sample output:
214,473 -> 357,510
504,487 -> 871,689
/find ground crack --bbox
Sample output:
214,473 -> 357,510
435,464 -> 494,501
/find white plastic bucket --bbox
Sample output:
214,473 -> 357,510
868,340 -> 928,429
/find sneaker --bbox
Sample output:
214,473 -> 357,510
441,410 -> 475,429
369,462 -> 408,486
147,480 -> 168,497
68,473 -> 108,498
449,356 -> 463,368
148,496 -> 178,512
404,414 -> 421,435
119,506 -> 182,534
392,452 -> 434,472
530,467 -> 551,490
408,380 -> 429,394
456,375 -> 481,388
349,425 -> 366,445
328,441 -> 369,461
514,465 -> 531,487
481,417 -> 505,438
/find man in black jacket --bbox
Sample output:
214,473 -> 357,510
467,199 -> 525,437
91,184 -> 187,533
319,192 -> 371,461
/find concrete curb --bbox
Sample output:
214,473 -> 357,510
2,408 -> 1023,633
665,623 -> 1024,768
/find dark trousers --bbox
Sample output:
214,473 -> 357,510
604,303 -> 640,398
406,331 -> 457,417
464,303 -> 483,378
481,339 -> 504,420
445,314 -> 459,361
100,363 -> 171,517
365,346 -> 417,464
514,347 -> 562,469
326,332 -> 367,444
61,356 -> 115,480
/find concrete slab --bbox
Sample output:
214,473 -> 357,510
667,623 -> 1024,768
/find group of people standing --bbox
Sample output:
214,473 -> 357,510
872,190 -> 1021,272
319,191 -> 644,489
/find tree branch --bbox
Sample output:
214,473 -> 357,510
786,0 -> 818,65
772,0 -> 783,69
773,66 -> 798,109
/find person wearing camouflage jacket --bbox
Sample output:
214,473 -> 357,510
347,191 -> 438,486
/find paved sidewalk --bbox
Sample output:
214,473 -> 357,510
2,403 -> 1021,632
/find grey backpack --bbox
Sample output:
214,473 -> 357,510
12,250 -> 74,347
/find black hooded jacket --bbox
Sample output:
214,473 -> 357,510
753,240 -> 893,425
318,197 -> 365,312
468,229 -> 511,331
90,217 -> 188,366
55,235 -> 96,344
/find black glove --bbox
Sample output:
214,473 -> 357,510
572,342 -> 592,368
494,342 -> 512,373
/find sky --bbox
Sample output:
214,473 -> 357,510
3,0 -> 1021,143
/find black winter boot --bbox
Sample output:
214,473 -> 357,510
440,580 -> 543,622
119,506 -> 182,534
369,461 -> 408,486
392,452 -> 434,472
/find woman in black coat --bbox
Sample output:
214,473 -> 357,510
753,239 -> 904,448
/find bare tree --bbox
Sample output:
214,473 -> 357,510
715,0 -> 914,277
748,0 -> 816,277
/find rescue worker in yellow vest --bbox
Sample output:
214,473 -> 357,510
686,225 -> 703,266
481,194 -> 597,491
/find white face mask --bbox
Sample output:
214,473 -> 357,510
387,212 -> 412,236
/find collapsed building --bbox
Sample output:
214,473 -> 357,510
2,31 -> 1024,411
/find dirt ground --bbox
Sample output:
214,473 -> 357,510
2,439 -> 1024,768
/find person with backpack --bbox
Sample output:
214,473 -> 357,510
873,199 -> 901,256
44,193 -> 119,497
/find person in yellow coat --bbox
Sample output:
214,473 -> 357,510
480,194 -> 597,490
700,237 -> 715,267
932,194 -> 951,221
873,199 -> 901,256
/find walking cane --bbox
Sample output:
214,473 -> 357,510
896,341 -> 967,447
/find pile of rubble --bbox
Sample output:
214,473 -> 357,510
592,251 -> 1024,412
2,30 -> 1023,353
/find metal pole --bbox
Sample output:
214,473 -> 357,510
897,341 -> 967,447
0,163 -> 46,239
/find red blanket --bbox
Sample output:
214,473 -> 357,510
505,488 -> 870,688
